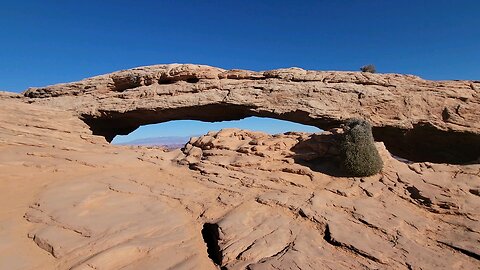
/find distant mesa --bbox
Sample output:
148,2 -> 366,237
115,135 -> 197,149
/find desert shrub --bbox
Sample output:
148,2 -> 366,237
360,64 -> 376,73
339,119 -> 383,176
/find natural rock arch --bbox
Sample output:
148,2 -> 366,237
23,64 -> 480,163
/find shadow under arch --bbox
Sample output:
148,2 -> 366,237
81,104 -> 480,164
289,132 -> 351,177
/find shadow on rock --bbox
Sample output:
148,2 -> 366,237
290,132 -> 350,177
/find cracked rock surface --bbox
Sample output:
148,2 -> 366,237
1,93 -> 479,269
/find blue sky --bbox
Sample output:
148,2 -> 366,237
2,1 -> 479,142
112,118 -> 320,144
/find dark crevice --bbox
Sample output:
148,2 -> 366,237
406,186 -> 432,207
158,78 -> 175,84
437,241 -> 480,261
186,77 -> 200,83
469,189 -> 480,197
201,223 -> 226,269
323,224 -> 338,246
158,75 -> 200,84
298,209 -> 308,218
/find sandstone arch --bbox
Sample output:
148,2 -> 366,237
23,64 -> 480,163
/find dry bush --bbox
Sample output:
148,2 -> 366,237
339,119 -> 383,176
360,64 -> 376,73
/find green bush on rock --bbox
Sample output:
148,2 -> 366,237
339,119 -> 383,176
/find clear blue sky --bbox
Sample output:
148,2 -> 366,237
2,1 -> 479,142
112,118 -> 320,144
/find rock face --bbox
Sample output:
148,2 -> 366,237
23,64 -> 480,163
1,65 -> 480,269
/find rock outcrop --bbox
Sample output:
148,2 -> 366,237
0,65 -> 479,269
22,64 -> 480,163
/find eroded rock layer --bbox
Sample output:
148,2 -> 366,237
22,64 -> 480,163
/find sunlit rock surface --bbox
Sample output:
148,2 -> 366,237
0,65 -> 479,269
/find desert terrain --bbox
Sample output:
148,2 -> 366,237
1,64 -> 479,269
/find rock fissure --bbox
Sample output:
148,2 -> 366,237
201,223 -> 225,269
437,241 -> 480,261
323,224 -> 385,263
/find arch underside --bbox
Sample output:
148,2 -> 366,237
82,104 -> 480,164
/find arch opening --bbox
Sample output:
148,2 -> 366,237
112,117 -> 320,147
81,104 -> 480,164
82,104 -> 335,143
